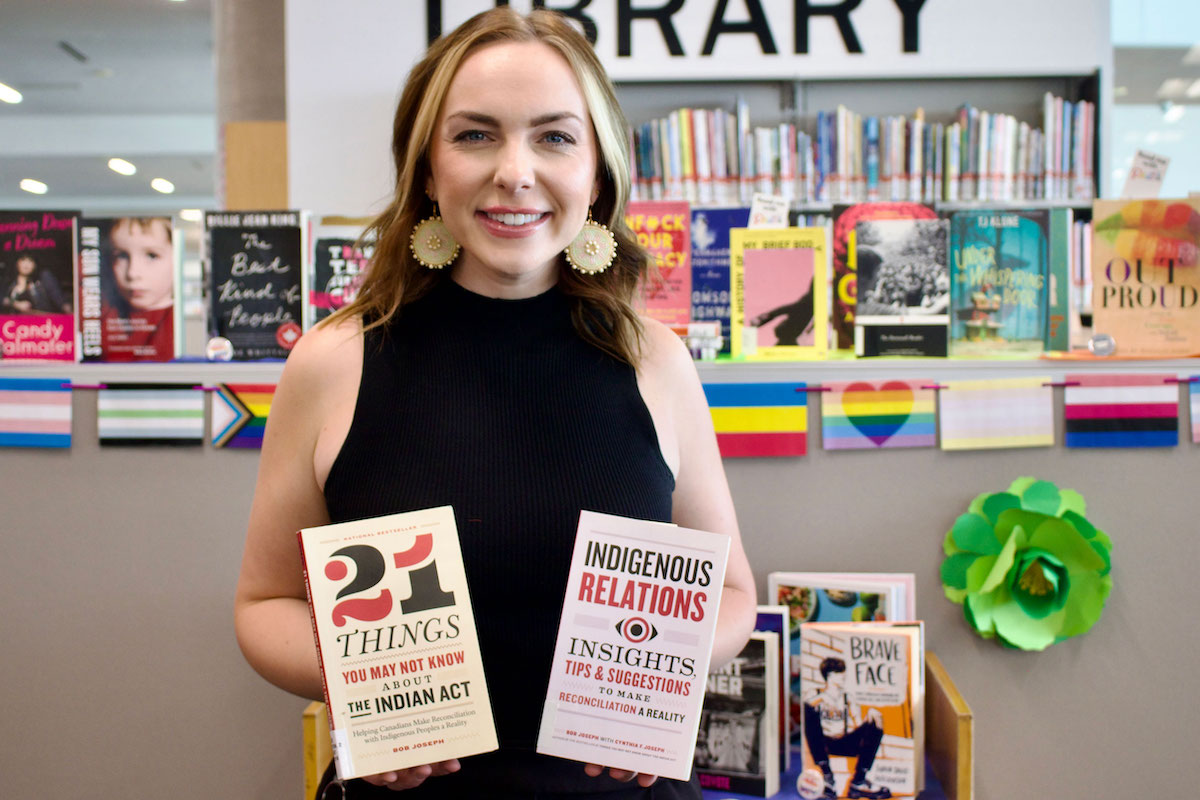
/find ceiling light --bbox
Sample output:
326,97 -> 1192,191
1156,78 -> 1190,98
20,179 -> 48,195
1114,86 -> 1129,98
1163,103 -> 1186,123
0,82 -> 22,104
1184,44 -> 1200,65
151,178 -> 176,194
108,157 -> 137,176
1187,79 -> 1200,99
179,209 -> 203,222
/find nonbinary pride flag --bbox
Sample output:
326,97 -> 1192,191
0,377 -> 71,448
703,382 -> 807,457
211,383 -> 275,448
1064,373 -> 1178,448
98,384 -> 205,446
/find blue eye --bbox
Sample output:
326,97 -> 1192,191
543,131 -> 575,145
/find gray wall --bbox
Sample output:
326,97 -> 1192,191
1,360 -> 1198,798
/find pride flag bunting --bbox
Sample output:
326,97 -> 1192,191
703,382 -> 807,457
1190,377 -> 1200,444
822,379 -> 937,450
1064,373 -> 1178,448
211,383 -> 275,448
938,376 -> 1054,450
0,377 -> 72,448
98,384 -> 205,446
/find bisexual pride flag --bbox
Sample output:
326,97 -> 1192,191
703,382 -> 807,457
0,377 -> 71,448
1064,374 -> 1178,448
211,382 -> 275,448
822,379 -> 937,450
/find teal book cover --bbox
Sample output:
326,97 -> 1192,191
949,209 -> 1049,356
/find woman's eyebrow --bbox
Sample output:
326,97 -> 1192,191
444,110 -> 584,127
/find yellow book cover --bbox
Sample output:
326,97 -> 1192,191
302,701 -> 332,798
298,506 -> 498,780
731,227 -> 828,360
1090,198 -> 1200,357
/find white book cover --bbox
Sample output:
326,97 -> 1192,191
298,506 -> 498,779
537,510 -> 731,781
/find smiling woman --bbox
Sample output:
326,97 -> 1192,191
233,8 -> 756,799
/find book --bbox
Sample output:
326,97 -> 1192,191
78,216 -> 182,362
308,216 -> 373,329
690,207 -> 750,357
205,210 -> 308,360
537,510 -> 730,781
766,572 -> 914,744
1089,199 -> 1200,357
1045,207 -> 1075,351
303,700 -> 333,799
796,622 -> 924,799
297,506 -> 498,779
853,217 -> 950,357
730,226 -> 828,360
755,604 -> 792,771
948,209 -> 1050,357
627,200 -> 691,333
0,210 -> 78,361
830,203 -> 939,350
696,631 -> 780,797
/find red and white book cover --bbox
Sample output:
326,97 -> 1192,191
537,510 -> 730,781
298,506 -> 497,780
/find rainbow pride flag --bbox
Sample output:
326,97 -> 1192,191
703,382 -> 807,457
1064,374 -> 1178,448
822,379 -> 937,450
211,383 -> 276,448
0,377 -> 71,448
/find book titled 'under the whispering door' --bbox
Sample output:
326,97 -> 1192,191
298,506 -> 498,780
537,510 -> 731,781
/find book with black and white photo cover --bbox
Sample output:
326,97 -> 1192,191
78,216 -> 182,362
795,622 -> 924,800
0,210 -> 78,361
537,510 -> 730,781
853,217 -> 950,357
297,506 -> 498,780
205,210 -> 307,359
696,631 -> 780,797
307,215 -> 373,329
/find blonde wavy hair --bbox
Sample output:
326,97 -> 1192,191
325,7 -> 651,365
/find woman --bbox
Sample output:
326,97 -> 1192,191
234,8 -> 755,798
2,253 -> 71,315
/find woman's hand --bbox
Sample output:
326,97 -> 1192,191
360,759 -> 461,790
583,763 -> 657,787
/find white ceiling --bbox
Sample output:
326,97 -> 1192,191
0,0 -> 216,213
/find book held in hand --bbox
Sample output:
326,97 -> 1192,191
298,506 -> 498,780
537,510 -> 730,782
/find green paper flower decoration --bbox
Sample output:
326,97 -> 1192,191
941,477 -> 1113,651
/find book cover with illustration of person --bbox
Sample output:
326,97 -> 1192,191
948,209 -> 1050,357
731,227 -> 829,361
0,210 -> 78,361
537,510 -> 730,781
298,506 -> 498,779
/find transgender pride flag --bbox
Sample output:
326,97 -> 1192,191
1064,374 -> 1179,448
1191,377 -> 1200,444
0,377 -> 71,448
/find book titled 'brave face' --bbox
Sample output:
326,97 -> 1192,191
298,506 -> 497,779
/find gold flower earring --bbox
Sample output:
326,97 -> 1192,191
565,209 -> 617,275
409,203 -> 460,269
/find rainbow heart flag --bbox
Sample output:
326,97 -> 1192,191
1064,373 -> 1178,448
211,382 -> 276,448
0,377 -> 71,448
703,382 -> 807,457
822,379 -> 937,450
938,377 -> 1054,450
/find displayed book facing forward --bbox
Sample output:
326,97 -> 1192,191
298,507 -> 497,780
537,510 -> 730,781
731,226 -> 829,360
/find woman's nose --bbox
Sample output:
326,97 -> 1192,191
493,140 -> 534,192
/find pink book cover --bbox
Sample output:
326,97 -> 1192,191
627,201 -> 691,329
1,210 -> 78,361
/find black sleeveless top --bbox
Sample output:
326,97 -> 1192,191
323,279 -> 686,795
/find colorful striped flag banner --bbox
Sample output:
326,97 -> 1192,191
0,377 -> 72,448
822,379 -> 937,450
1191,377 -> 1200,445
702,382 -> 807,457
211,383 -> 276,448
97,384 -> 205,446
1064,373 -> 1178,448
939,376 -> 1054,450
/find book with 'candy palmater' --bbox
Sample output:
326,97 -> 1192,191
298,506 -> 497,780
536,510 -> 730,781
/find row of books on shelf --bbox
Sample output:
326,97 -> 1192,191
3,196 -> 1194,364
627,93 -> 1095,207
